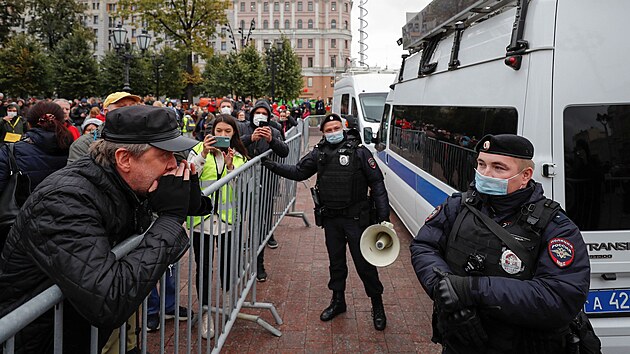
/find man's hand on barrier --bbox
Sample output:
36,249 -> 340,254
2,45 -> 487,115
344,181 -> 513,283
433,267 -> 474,312
261,157 -> 278,171
149,162 -> 191,222
444,308 -> 487,349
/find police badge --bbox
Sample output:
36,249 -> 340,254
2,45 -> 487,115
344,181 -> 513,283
339,155 -> 349,166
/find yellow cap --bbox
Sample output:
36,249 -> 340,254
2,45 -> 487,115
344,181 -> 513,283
103,92 -> 141,108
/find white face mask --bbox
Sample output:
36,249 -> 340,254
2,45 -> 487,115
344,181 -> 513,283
253,114 -> 268,126
220,107 -> 232,115
7,111 -> 17,118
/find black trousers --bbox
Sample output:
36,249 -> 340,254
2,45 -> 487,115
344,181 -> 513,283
322,216 -> 383,297
192,231 -> 233,306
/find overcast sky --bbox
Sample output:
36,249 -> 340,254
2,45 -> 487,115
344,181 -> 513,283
350,0 -> 431,70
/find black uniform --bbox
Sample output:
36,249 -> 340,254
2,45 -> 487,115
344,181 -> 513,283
410,134 -> 592,354
264,130 -> 389,297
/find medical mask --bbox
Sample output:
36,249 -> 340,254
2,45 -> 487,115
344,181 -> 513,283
324,130 -> 344,144
253,114 -> 268,126
7,111 -> 17,118
220,107 -> 232,115
474,169 -> 524,196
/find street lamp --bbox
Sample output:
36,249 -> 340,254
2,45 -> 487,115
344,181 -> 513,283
110,24 -> 151,92
265,40 -> 283,103
151,53 -> 164,99
226,18 -> 256,52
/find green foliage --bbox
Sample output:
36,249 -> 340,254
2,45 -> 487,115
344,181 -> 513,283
26,0 -> 89,51
0,33 -> 53,97
98,50 -> 153,97
201,54 -> 231,97
153,47 -> 186,99
237,44 -> 267,99
267,37 -> 303,102
0,0 -> 26,45
51,27 -> 100,98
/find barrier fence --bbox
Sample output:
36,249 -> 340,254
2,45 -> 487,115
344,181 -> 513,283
0,118 -> 313,354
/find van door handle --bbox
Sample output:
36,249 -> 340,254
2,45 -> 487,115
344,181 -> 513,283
602,273 -> 617,281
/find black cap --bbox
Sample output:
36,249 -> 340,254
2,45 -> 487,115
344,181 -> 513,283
102,105 -> 198,152
320,113 -> 342,131
475,134 -> 534,159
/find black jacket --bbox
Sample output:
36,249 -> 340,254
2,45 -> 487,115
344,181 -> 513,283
0,128 -> 69,194
0,156 -> 194,353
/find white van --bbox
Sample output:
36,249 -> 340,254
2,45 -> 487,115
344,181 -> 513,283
372,0 -> 630,352
332,72 -> 396,146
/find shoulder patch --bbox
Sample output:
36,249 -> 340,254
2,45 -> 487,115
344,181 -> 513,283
548,238 -> 575,268
425,205 -> 442,223
367,157 -> 377,169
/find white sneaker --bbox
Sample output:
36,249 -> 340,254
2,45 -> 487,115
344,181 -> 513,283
201,311 -> 215,339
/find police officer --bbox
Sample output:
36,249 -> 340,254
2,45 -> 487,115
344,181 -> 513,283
263,114 -> 390,330
410,134 -> 591,353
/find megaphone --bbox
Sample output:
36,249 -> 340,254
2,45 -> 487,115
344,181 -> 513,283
360,222 -> 400,267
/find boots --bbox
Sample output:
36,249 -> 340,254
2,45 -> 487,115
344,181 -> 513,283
320,291 -> 347,321
371,295 -> 386,331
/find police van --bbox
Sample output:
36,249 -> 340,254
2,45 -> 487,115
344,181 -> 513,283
332,72 -> 396,146
368,0 -> 630,352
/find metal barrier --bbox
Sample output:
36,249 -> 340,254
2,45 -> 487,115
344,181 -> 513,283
0,119 -> 311,354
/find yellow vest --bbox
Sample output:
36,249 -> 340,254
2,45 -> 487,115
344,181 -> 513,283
189,142 -> 246,228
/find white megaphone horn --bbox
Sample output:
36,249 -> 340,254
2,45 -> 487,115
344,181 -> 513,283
360,221 -> 400,267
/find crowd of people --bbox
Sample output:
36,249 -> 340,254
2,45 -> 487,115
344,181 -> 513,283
0,90 -> 597,354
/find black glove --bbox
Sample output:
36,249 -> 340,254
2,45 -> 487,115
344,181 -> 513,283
188,172 -> 202,214
444,308 -> 488,349
433,267 -> 473,312
148,174 -> 190,221
261,157 -> 278,171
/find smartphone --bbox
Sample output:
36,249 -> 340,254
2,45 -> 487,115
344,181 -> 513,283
258,120 -> 269,127
212,136 -> 231,148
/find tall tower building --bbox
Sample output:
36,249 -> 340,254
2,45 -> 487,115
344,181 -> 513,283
232,0 -> 352,101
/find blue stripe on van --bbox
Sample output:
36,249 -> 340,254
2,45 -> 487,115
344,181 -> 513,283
376,151 -> 449,208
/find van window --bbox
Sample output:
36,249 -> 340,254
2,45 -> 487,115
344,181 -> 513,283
340,94 -> 349,115
378,104 -> 391,144
351,97 -> 358,116
389,105 -> 518,191
360,93 -> 387,123
564,104 -> 630,231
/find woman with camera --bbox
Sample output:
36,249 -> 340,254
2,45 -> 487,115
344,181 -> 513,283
187,114 -> 249,339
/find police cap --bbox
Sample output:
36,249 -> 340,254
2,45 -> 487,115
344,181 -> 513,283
475,134 -> 534,159
320,113 -> 342,131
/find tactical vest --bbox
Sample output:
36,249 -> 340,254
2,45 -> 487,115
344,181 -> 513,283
446,190 -> 560,280
316,138 -> 369,213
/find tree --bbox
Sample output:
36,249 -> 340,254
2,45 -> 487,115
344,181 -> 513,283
0,33 -> 53,97
51,26 -> 99,98
201,54 -> 231,97
117,0 -> 228,102
237,44 -> 267,99
267,38 -> 303,102
98,51 -> 153,96
153,47 -> 186,99
26,0 -> 88,51
0,0 -> 25,45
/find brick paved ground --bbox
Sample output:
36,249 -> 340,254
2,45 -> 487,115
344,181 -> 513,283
146,130 -> 440,353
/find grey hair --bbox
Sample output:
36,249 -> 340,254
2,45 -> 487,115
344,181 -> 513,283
53,98 -> 71,106
90,139 -> 151,167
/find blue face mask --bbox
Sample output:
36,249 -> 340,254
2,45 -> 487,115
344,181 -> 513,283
474,169 -> 523,196
324,130 -> 344,144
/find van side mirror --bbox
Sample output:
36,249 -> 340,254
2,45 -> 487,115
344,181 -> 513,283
364,127 -> 379,145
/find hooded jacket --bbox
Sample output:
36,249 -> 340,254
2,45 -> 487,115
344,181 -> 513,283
238,100 -> 289,158
0,156 -> 192,353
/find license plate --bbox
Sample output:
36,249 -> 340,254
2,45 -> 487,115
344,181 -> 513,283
584,289 -> 630,314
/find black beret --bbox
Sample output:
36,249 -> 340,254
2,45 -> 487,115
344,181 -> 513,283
475,134 -> 534,159
103,105 -> 198,152
320,113 -> 342,131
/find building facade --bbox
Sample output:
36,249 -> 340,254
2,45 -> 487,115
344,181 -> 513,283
232,0 -> 352,101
